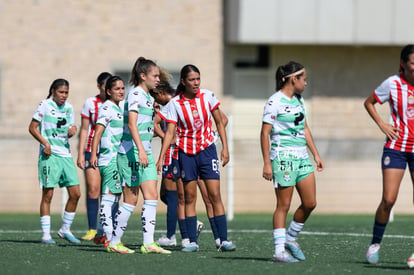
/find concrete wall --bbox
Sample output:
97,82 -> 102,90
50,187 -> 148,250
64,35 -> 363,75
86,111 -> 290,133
0,0 -> 224,213
226,0 -> 414,44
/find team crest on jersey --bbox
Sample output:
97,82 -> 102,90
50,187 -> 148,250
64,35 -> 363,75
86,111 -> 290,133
193,109 -> 199,118
409,95 -> 414,105
283,172 -> 290,182
407,107 -> 414,119
383,155 -> 390,166
131,172 -> 137,183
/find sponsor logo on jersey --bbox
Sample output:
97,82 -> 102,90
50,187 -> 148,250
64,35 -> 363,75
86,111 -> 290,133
194,119 -> 203,129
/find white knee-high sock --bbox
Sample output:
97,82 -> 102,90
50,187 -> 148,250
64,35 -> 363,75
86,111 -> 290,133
273,228 -> 286,255
40,215 -> 51,240
100,194 -> 117,241
111,203 -> 135,245
286,220 -> 304,242
142,200 -> 157,245
61,211 -> 76,232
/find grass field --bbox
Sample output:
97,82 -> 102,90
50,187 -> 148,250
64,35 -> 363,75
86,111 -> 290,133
2,213 -> 414,274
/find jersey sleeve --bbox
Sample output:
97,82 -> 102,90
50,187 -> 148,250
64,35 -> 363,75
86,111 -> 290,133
373,78 -> 391,104
127,90 -> 141,113
208,90 -> 220,111
262,96 -> 278,125
160,99 -> 178,124
69,105 -> 75,126
96,103 -> 110,127
32,100 -> 46,122
81,98 -> 91,118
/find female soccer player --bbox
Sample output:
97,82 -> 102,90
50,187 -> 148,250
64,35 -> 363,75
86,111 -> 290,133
364,44 -> 414,264
108,57 -> 171,254
77,72 -> 112,241
89,76 -> 125,249
156,64 -> 236,252
29,78 -> 81,244
260,61 -> 324,262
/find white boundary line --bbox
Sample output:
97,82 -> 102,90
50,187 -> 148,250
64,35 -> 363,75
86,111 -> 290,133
1,229 -> 414,239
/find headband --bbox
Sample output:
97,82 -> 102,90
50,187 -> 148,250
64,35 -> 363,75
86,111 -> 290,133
282,68 -> 305,82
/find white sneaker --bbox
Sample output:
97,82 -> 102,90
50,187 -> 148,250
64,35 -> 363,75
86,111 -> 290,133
272,251 -> 299,263
366,243 -> 380,264
156,234 -> 176,246
181,238 -> 190,248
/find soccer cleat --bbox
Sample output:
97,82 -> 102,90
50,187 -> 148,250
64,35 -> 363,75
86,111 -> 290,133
181,242 -> 199,252
156,235 -> 177,246
81,229 -> 97,241
108,242 -> 135,254
41,238 -> 56,244
366,243 -> 380,264
272,251 -> 300,263
93,235 -> 106,245
181,238 -> 190,248
57,230 -> 81,244
285,241 -> 305,260
140,242 -> 172,254
218,240 -> 236,252
196,220 -> 204,237
104,241 -> 110,248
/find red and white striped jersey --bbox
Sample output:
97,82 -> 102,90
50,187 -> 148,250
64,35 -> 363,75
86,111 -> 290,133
374,74 -> 414,152
80,95 -> 103,152
159,89 -> 220,155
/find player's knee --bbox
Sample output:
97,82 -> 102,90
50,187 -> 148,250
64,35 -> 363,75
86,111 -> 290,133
381,197 -> 396,211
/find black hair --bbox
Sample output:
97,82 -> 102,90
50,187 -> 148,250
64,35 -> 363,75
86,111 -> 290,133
176,64 -> 200,95
275,61 -> 305,91
47,78 -> 69,99
97,72 -> 112,85
104,75 -> 124,100
130,57 -> 157,87
150,81 -> 176,98
400,45 -> 414,73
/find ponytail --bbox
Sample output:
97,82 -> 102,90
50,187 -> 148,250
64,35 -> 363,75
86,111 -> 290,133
130,57 -> 157,87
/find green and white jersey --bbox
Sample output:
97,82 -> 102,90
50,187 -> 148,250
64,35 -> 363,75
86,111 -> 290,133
118,86 -> 154,155
96,100 -> 124,166
262,91 -> 308,160
32,98 -> 75,158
